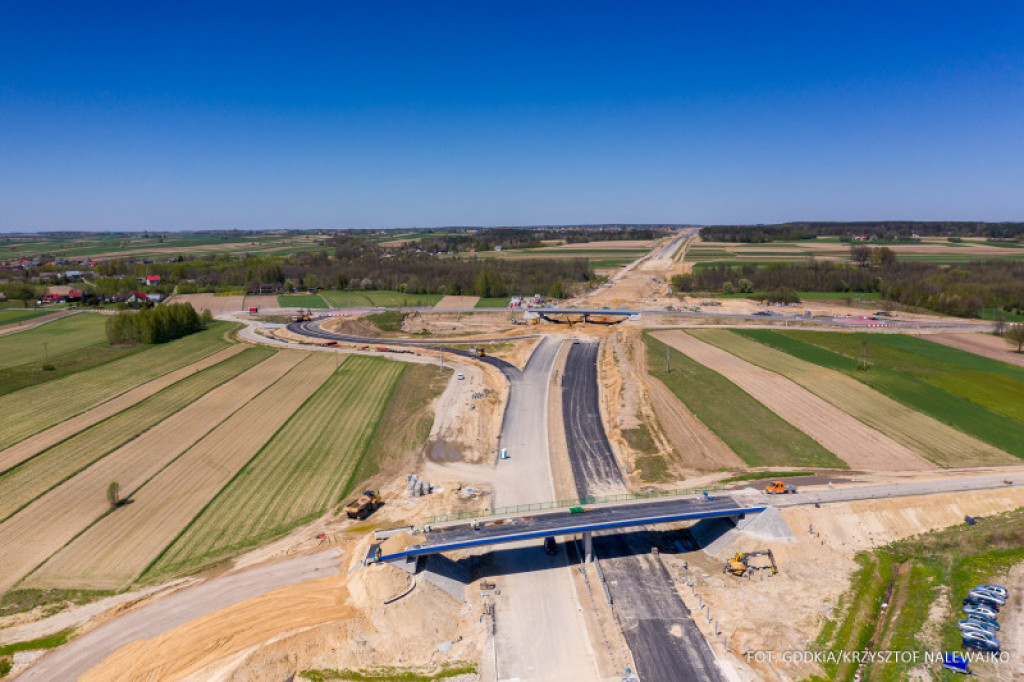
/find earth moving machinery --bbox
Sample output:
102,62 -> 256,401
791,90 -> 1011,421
292,308 -> 314,322
725,549 -> 778,577
468,346 -> 486,357
765,480 -> 797,494
345,490 -> 382,519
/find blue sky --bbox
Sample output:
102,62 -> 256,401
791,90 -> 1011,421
1,1 -> 1022,230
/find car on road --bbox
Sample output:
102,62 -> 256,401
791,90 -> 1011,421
457,373 -> 465,380
544,536 -> 557,555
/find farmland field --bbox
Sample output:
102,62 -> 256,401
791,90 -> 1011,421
644,334 -> 840,468
0,322 -> 237,451
693,330 -> 1016,466
0,347 -> 269,522
653,332 -> 929,471
736,330 -> 1024,459
475,297 -> 510,308
0,314 -> 106,370
0,309 -> 53,326
27,353 -> 336,590
149,355 -> 406,580
277,293 -> 328,308
0,349 -> 299,595
321,289 -> 444,308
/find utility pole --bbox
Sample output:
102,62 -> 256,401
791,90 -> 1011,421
665,345 -> 670,373
439,346 -> 444,373
860,340 -> 869,371
44,342 -> 49,365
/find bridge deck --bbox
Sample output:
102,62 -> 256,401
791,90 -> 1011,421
375,495 -> 766,562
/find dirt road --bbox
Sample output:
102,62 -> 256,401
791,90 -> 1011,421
17,550 -> 341,681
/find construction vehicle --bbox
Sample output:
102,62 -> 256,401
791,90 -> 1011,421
468,346 -> 485,357
765,480 -> 797,494
344,490 -> 382,519
724,549 -> 778,577
292,308 -> 313,322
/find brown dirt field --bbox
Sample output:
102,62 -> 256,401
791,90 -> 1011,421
646,377 -> 742,471
27,353 -> 333,591
0,345 -> 246,475
918,332 -> 1024,368
655,331 -> 934,471
168,293 -> 246,314
0,351 -> 297,595
426,360 -> 505,464
540,239 -> 653,250
689,329 -> 1016,468
81,555 -> 480,682
241,295 -> 281,310
662,486 -> 1024,682
433,295 -> 481,310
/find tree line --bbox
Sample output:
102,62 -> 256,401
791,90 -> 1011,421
700,222 -> 1024,243
106,302 -> 211,345
674,251 -> 1024,318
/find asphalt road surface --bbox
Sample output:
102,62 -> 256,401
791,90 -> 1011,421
596,532 -> 725,682
562,341 -> 625,497
561,338 -> 725,682
18,550 -> 341,682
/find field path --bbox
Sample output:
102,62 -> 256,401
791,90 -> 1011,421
0,345 -> 246,475
689,330 -> 1015,468
918,332 -> 1024,368
655,331 -> 934,471
26,353 -> 336,591
0,351 -> 299,595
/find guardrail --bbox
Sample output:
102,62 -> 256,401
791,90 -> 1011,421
422,485 -> 726,524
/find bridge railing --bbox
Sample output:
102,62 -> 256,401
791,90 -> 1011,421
422,485 -> 726,524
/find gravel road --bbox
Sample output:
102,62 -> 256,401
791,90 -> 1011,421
17,550 -> 341,682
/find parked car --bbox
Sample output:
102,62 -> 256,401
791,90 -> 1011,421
959,621 -> 997,638
968,588 -> 1005,607
963,604 -> 999,620
457,373 -> 465,380
963,614 -> 1000,631
964,595 -> 1001,611
961,631 -> 1000,653
977,584 -> 1008,599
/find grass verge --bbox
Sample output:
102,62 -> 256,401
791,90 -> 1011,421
809,509 -> 1024,681
367,311 -> 408,332
301,662 -> 478,682
0,588 -> 115,618
644,334 -> 842,468
720,471 -> 815,483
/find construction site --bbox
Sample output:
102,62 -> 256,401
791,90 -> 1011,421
3,230 -> 1024,682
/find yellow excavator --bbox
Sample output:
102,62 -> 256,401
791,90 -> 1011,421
724,550 -> 778,577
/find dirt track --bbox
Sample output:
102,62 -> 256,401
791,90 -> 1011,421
0,351 -> 297,595
0,345 -> 246,475
655,331 -> 934,471
27,353 -> 333,591
919,332 -> 1024,368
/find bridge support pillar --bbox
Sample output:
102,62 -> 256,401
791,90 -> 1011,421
583,530 -> 593,562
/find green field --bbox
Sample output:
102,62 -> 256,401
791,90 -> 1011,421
0,348 -> 270,522
733,330 -> 1024,459
147,355 -> 405,579
321,289 -> 444,308
0,309 -> 53,326
0,322 -> 237,451
475,297 -> 510,308
0,341 -> 150,398
0,314 -> 107,370
277,293 -> 329,308
814,509 -> 1024,681
644,334 -> 843,468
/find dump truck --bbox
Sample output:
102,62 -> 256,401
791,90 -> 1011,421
344,490 -> 382,519
724,549 -> 778,577
765,480 -> 797,494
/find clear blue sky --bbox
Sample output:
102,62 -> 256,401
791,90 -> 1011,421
2,1 -> 1022,230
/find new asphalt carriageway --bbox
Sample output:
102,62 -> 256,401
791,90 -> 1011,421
369,489 -> 766,564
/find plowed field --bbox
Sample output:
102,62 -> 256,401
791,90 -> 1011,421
26,353 -> 335,591
655,332 -> 933,471
0,350 -> 298,594
150,355 -> 404,579
0,324 -> 234,450
691,330 -> 1014,467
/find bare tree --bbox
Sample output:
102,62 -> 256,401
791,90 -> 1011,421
1005,325 -> 1024,353
992,314 -> 1007,336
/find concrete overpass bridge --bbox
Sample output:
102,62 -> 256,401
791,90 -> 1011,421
369,494 -> 766,565
528,308 -> 640,325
